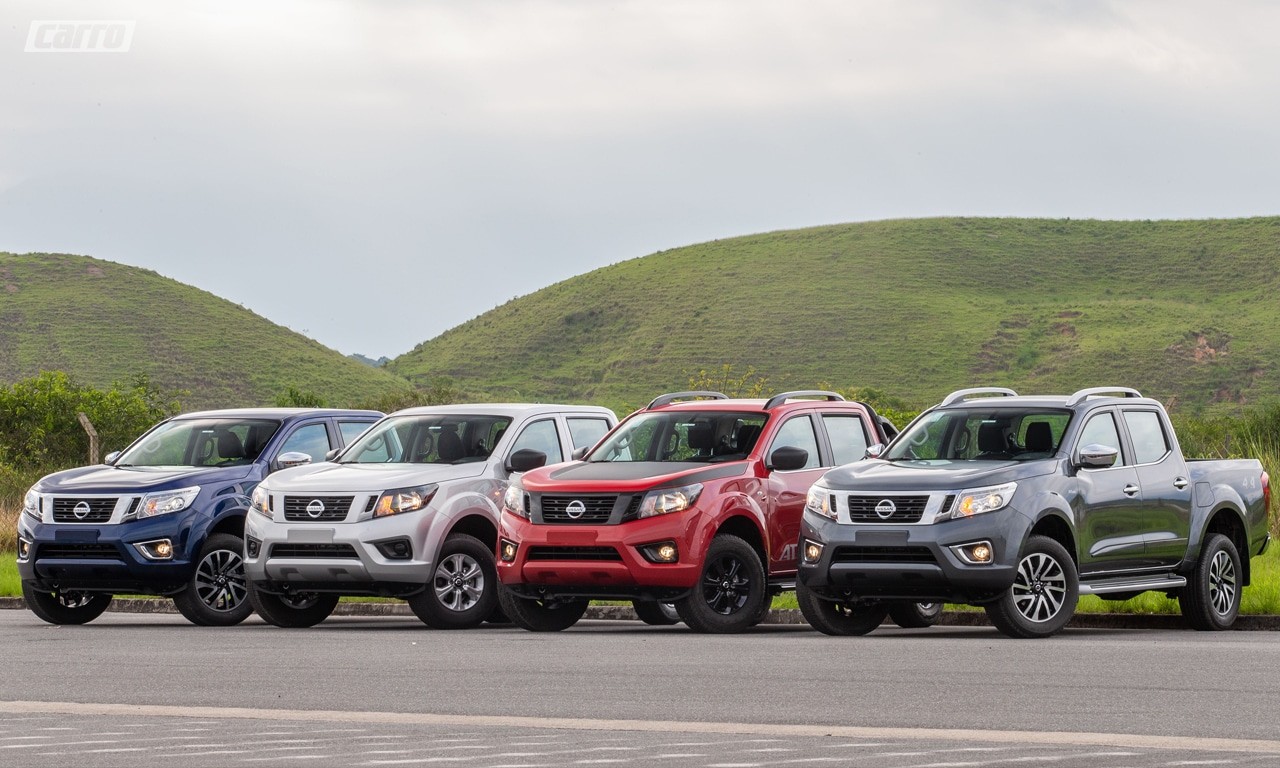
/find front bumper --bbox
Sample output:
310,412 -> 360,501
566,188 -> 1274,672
16,515 -> 197,595
243,510 -> 434,597
797,507 -> 1030,604
496,510 -> 703,601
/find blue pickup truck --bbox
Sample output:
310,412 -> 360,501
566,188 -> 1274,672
16,407 -> 381,626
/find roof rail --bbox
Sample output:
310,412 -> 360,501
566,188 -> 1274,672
940,387 -> 1019,407
1065,387 -> 1143,407
764,390 -> 846,410
645,391 -> 729,410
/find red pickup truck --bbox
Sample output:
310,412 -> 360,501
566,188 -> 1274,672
496,391 -> 900,633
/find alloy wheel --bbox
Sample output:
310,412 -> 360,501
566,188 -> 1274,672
193,548 -> 247,612
433,553 -> 485,612
1012,551 -> 1068,623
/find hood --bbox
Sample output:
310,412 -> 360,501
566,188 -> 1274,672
262,461 -> 486,493
818,457 -> 1059,492
520,460 -> 748,493
34,464 -> 256,494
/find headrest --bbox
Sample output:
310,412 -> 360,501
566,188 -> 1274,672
217,430 -> 245,459
1025,421 -> 1053,453
977,423 -> 1005,453
686,422 -> 715,451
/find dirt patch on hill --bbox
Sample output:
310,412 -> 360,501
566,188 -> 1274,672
1167,329 -> 1230,363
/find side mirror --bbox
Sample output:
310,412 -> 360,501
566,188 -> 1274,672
276,451 -> 313,471
104,451 -> 120,465
324,448 -> 341,462
1076,443 -> 1118,469
767,446 -> 809,472
506,449 -> 547,473
571,446 -> 589,461
865,444 -> 886,459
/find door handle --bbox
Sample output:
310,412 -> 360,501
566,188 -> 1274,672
1123,484 -> 1140,497
1173,477 -> 1189,490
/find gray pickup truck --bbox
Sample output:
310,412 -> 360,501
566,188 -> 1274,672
797,387 -> 1271,638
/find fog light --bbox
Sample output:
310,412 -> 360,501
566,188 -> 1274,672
374,537 -> 413,560
971,543 -> 992,562
500,539 -> 518,562
802,540 -> 824,564
950,540 -> 995,565
17,538 -> 31,561
246,536 -> 261,558
133,538 -> 175,561
638,541 -> 679,564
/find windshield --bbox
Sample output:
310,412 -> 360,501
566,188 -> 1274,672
340,414 -> 512,464
885,407 -> 1071,462
588,411 -> 767,463
115,418 -> 281,467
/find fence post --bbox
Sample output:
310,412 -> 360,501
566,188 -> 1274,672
77,412 -> 99,464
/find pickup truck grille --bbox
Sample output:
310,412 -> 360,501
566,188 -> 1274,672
846,495 -> 930,523
539,495 -> 616,524
832,546 -> 937,564
282,496 -> 354,522
269,543 -> 359,559
37,543 -> 123,560
526,546 -> 623,562
51,497 -> 118,523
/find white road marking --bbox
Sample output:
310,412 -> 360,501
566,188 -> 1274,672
5,700 -> 1280,757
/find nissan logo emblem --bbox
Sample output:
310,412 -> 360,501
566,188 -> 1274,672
566,500 -> 587,520
874,499 -> 897,519
306,499 -> 326,519
73,501 -> 92,520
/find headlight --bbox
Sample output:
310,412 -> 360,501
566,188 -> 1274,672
503,483 -> 528,519
136,486 -> 201,520
22,487 -> 41,521
948,482 -> 1018,519
637,483 -> 702,519
373,485 -> 437,518
805,485 -> 835,520
250,486 -> 272,519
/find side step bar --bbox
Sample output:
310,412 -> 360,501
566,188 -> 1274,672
1078,574 -> 1187,596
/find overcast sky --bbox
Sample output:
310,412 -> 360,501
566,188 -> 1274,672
3,1 -> 1278,358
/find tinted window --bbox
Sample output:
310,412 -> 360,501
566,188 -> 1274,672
770,415 -> 821,470
822,415 -> 870,466
340,414 -> 512,464
116,418 -> 281,468
589,411 -> 767,463
1078,412 -> 1125,466
338,420 -> 374,445
279,423 -> 332,463
510,419 -> 563,464
885,408 -> 1071,462
1123,411 -> 1169,464
567,418 -> 611,450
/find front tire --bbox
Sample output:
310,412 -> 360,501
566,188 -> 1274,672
632,601 -> 681,625
796,581 -> 886,636
888,601 -> 942,629
247,582 -> 339,628
22,583 -> 112,625
1179,533 -> 1242,631
172,533 -> 253,626
984,535 -> 1078,639
407,534 -> 498,629
498,586 -> 588,632
675,534 -> 766,634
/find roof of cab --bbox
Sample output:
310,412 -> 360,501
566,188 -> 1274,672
170,407 -> 383,420
386,403 -> 616,419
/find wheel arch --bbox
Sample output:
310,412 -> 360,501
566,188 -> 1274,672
1029,511 -> 1077,567
447,512 -> 499,553
715,514 -> 767,568
1203,506 -> 1251,585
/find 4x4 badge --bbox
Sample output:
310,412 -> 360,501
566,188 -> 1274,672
306,499 -> 325,518
875,499 -> 897,519
566,500 -> 587,519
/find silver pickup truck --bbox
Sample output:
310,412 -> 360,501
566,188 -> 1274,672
797,387 -> 1270,638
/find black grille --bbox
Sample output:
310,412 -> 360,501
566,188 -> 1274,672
51,497 -> 117,523
37,543 -> 122,560
621,495 -> 643,521
847,495 -> 929,523
832,546 -> 937,564
269,543 -> 359,559
282,495 -> 353,522
526,546 -> 622,562
540,495 -> 616,524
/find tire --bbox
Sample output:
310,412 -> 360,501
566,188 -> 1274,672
984,535 -> 1079,639
888,601 -> 942,629
247,582 -> 339,628
484,603 -> 511,625
1179,533 -> 1242,631
22,583 -> 112,625
632,601 -> 681,625
407,534 -> 498,629
675,534 -> 767,634
498,585 -> 588,632
796,581 -> 886,636
172,533 -> 253,627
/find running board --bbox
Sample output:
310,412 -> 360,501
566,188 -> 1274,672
1078,574 -> 1187,596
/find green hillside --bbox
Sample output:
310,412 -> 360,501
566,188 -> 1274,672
0,252 -> 409,408
389,217 -> 1280,414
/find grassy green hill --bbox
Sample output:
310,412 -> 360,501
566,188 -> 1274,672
389,217 -> 1280,414
0,252 -> 409,408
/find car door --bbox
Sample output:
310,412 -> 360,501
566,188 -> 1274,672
1071,409 -> 1154,574
1120,408 -> 1193,565
763,412 -> 828,574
